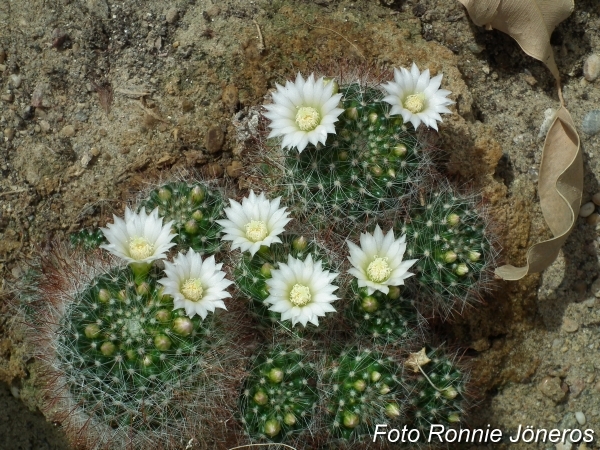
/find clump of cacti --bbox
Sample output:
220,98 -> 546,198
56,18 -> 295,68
321,347 -> 404,441
261,81 -> 428,231
25,251 -> 238,450
17,63 -> 496,450
240,345 -> 319,442
399,184 -> 496,315
137,181 -> 224,254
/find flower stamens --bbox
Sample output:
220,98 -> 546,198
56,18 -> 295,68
245,220 -> 269,242
367,256 -> 392,283
403,93 -> 426,114
181,278 -> 204,302
295,106 -> 320,131
129,236 -> 155,260
289,284 -> 312,306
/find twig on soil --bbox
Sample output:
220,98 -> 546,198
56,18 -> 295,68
252,19 -> 265,53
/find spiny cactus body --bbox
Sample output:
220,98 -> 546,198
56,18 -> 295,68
322,348 -> 404,441
400,185 -> 495,315
234,234 -> 337,330
138,181 -> 223,254
69,228 -> 106,250
240,346 -> 318,442
405,347 -> 468,435
348,281 -> 421,347
265,83 -> 426,231
29,255 -> 233,450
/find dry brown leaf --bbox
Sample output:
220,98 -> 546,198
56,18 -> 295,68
457,0 -> 574,83
495,107 -> 582,280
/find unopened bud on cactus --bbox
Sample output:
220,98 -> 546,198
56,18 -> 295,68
385,403 -> 401,418
443,251 -> 458,263
455,263 -> 469,276
172,317 -> 193,336
447,213 -> 460,226
264,419 -> 282,437
253,390 -> 268,406
260,263 -> 274,278
292,235 -> 308,251
268,367 -> 284,383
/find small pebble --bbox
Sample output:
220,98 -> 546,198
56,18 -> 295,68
9,74 -> 22,88
1,93 -> 14,102
562,317 -> 579,333
592,278 -> 600,297
592,193 -> 600,206
226,160 -> 242,178
39,120 -> 50,132
60,125 -> 75,137
582,110 -> 600,136
538,376 -> 566,403
165,8 -> 179,24
575,411 -> 586,425
4,128 -> 15,141
583,54 -> 600,82
204,126 -> 225,154
587,213 -> 600,225
579,201 -> 596,218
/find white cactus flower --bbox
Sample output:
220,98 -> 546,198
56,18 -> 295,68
159,250 -> 232,319
347,225 -> 418,295
265,254 -> 339,327
382,63 -> 454,131
216,191 -> 291,256
263,73 -> 344,153
100,207 -> 176,264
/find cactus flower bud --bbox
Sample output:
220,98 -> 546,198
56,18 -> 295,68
342,411 -> 359,429
268,367 -> 284,384
190,186 -> 205,204
98,289 -> 110,303
385,403 -> 401,418
154,334 -> 172,351
85,324 -> 101,339
361,295 -> 379,313
172,317 -> 194,336
455,263 -> 469,276
443,251 -> 458,263
253,390 -> 268,406
264,419 -> 281,437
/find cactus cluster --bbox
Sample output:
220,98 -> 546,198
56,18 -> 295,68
240,346 -> 319,441
399,185 -> 495,314
18,65 -> 496,450
265,82 -> 426,230
137,181 -> 224,255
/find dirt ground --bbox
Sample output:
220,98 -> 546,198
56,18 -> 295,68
1,0 -> 600,449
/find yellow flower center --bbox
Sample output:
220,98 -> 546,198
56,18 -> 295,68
181,278 -> 204,302
403,93 -> 426,114
289,284 -> 311,307
128,236 -> 155,260
245,220 -> 268,242
295,106 -> 320,131
366,256 -> 392,283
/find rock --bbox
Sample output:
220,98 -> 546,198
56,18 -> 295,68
165,8 -> 179,24
575,411 -> 586,425
587,213 -> 600,225
222,84 -> 239,111
39,120 -> 50,132
583,54 -> 600,82
0,49 -> 6,64
60,125 -> 76,137
561,317 -> 578,333
75,111 -> 88,122
1,93 -> 14,102
579,201 -> 595,218
87,0 -> 109,18
582,110 -> 600,136
593,193 -> 600,206
9,74 -> 22,88
592,278 -> 600,297
181,98 -> 194,113
204,126 -> 225,154
538,376 -> 566,403
4,128 -> 15,141
226,160 -> 242,178
203,163 -> 224,178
